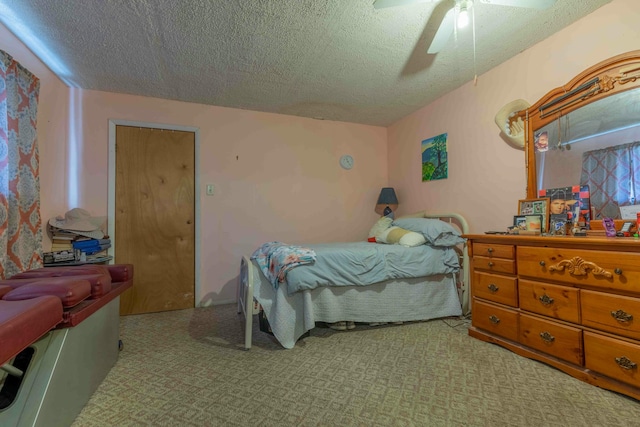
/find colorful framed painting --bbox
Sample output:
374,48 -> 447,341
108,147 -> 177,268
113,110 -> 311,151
421,133 -> 448,182
518,198 -> 550,233
538,185 -> 591,226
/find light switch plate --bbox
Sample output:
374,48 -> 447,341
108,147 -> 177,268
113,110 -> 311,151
206,184 -> 215,195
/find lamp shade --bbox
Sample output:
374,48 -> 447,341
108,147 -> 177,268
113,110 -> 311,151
377,187 -> 398,205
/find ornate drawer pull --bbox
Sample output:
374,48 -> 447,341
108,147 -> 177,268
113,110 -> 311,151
539,331 -> 555,343
548,256 -> 613,278
489,315 -> 500,324
487,247 -> 494,253
611,309 -> 633,323
488,284 -> 499,293
539,294 -> 554,306
488,262 -> 495,267
539,261 -> 546,267
615,356 -> 637,370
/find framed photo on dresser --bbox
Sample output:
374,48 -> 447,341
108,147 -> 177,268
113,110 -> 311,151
524,215 -> 543,232
518,197 -> 550,233
513,215 -> 527,230
538,185 -> 591,226
549,213 -> 569,235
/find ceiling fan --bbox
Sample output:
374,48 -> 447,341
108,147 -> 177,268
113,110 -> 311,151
374,0 -> 557,54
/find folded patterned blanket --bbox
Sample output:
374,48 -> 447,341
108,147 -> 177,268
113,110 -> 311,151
250,242 -> 316,289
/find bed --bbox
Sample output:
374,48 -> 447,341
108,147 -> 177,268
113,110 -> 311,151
237,211 -> 469,349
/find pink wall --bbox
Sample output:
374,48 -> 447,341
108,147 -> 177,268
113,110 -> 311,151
388,0 -> 639,233
78,92 -> 387,303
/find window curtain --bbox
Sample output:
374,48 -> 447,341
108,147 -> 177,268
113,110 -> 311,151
580,141 -> 640,219
0,50 -> 42,279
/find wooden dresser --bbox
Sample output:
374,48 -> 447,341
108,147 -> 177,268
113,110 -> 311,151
467,234 -> 640,400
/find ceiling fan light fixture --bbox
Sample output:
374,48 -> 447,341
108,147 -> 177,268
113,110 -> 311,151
457,9 -> 469,28
456,0 -> 473,29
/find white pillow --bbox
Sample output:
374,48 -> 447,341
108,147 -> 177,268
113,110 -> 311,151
367,216 -> 393,239
392,217 -> 466,247
376,226 -> 427,247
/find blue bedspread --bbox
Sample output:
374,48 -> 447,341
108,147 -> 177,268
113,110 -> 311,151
282,242 -> 459,295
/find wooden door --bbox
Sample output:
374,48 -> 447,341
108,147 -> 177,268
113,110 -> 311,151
115,126 -> 195,315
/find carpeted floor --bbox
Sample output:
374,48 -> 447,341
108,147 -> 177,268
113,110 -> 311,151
72,304 -> 640,426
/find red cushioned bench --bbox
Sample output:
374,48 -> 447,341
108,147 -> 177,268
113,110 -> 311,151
0,264 -> 133,427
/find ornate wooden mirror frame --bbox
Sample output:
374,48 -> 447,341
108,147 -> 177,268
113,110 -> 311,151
510,50 -> 640,206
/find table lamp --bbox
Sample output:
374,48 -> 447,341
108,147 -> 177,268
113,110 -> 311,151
376,187 -> 399,218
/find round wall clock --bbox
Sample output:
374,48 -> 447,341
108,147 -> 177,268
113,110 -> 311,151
339,154 -> 354,170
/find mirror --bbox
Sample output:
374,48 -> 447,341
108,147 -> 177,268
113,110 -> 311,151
515,50 -> 640,224
535,87 -> 640,219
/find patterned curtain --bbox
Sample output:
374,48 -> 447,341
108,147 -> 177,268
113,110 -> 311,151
0,50 -> 42,279
580,141 -> 640,219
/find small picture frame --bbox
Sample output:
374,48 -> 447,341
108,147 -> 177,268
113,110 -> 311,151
513,215 -> 527,231
518,198 -> 550,233
525,215 -> 543,232
549,213 -> 568,236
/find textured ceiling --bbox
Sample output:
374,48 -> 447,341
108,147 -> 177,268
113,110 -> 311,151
0,0 -> 612,126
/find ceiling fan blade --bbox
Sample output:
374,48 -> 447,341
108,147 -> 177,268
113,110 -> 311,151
479,0 -> 556,9
373,0 -> 436,9
427,6 -> 455,54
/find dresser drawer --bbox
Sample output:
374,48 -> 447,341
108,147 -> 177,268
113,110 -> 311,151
584,331 -> 640,388
582,290 -> 640,341
473,243 -> 514,259
517,246 -> 640,293
473,256 -> 516,274
519,313 -> 583,365
519,279 -> 580,324
473,271 -> 518,307
472,300 -> 519,342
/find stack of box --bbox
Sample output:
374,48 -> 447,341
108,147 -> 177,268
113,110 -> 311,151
44,224 -> 80,265
44,208 -> 108,266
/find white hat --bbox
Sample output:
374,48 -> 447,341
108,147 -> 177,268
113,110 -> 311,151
49,208 -> 106,239
494,99 -> 531,148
